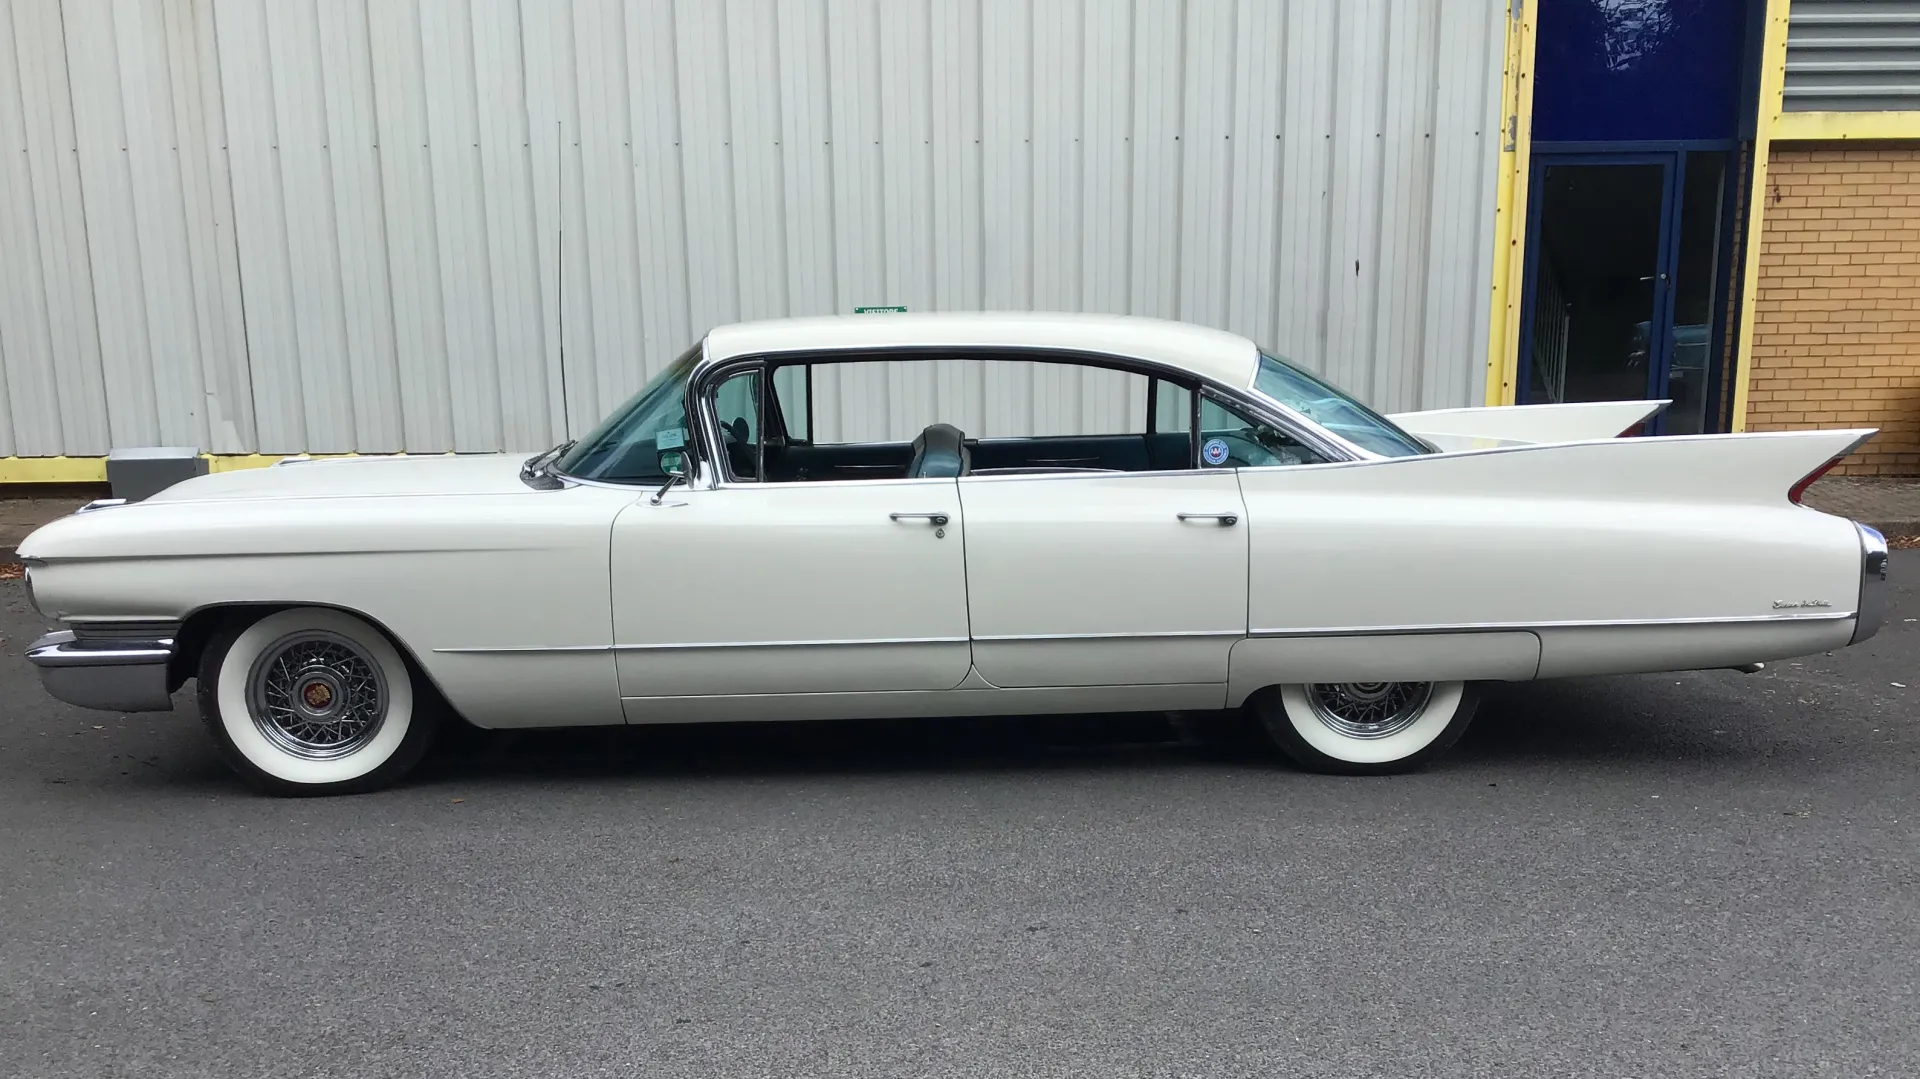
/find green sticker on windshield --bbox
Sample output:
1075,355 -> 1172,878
656,427 -> 685,449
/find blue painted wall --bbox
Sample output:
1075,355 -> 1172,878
1533,0 -> 1754,142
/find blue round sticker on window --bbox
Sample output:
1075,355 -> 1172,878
1202,438 -> 1230,466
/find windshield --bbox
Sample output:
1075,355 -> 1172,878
1253,352 -> 1429,458
553,344 -> 701,483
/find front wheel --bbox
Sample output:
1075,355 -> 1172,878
196,607 -> 440,796
1253,681 -> 1478,775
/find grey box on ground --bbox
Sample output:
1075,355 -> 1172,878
106,447 -> 206,503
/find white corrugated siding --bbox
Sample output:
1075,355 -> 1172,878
0,0 -> 1504,456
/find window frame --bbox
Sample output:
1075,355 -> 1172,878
684,345 -> 1364,489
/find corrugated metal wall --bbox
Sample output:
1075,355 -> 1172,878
1785,0 -> 1920,112
0,0 -> 1504,458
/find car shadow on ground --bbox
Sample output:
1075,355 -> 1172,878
397,677 -> 1759,788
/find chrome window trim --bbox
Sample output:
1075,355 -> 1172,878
711,476 -> 959,492
957,467 -> 1242,485
683,344 -> 1374,487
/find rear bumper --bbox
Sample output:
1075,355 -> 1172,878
25,630 -> 176,713
1852,523 -> 1890,646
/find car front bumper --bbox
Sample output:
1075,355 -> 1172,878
25,630 -> 177,713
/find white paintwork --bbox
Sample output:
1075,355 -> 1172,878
23,469 -> 636,729
955,470 -> 1249,687
16,316 -> 1880,748
1226,633 -> 1540,707
609,479 -> 971,699
1,0 -> 1505,456
1387,400 -> 1669,447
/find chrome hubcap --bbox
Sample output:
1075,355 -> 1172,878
1304,681 -> 1433,740
246,631 -> 387,759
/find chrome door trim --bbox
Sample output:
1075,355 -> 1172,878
1248,611 -> 1857,637
436,636 -> 971,655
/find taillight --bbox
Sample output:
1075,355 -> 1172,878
1617,422 -> 1645,437
1789,456 -> 1842,505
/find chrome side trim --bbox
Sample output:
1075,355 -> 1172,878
1852,523 -> 1889,645
25,630 -> 175,713
624,636 -> 971,651
1250,612 -> 1856,637
971,629 -> 1244,642
433,644 -> 613,654
960,467 -> 1240,485
434,636 -> 971,655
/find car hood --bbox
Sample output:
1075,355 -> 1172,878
145,454 -> 536,504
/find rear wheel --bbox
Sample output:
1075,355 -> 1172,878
1254,681 -> 1477,775
196,607 -> 439,796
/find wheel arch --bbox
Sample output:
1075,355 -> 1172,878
170,601 -> 465,723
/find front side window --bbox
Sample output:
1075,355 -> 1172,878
1253,352 -> 1429,458
712,369 -> 763,481
554,345 -> 701,484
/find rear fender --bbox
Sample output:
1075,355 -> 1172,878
1236,429 -> 1877,637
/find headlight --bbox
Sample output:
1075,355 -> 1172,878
21,564 -> 43,616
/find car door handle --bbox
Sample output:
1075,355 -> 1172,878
890,512 -> 951,526
1176,512 -> 1239,526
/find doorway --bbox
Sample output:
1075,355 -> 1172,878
1518,150 -> 1733,435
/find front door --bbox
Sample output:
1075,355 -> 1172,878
608,479 -> 972,699
1518,151 -> 1732,434
956,470 -> 1249,690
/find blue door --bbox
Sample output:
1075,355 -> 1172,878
1517,149 -> 1733,435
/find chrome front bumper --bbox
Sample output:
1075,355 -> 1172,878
25,630 -> 177,713
1853,523 -> 1890,646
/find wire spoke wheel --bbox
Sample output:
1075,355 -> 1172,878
1302,681 -> 1434,740
245,630 -> 389,760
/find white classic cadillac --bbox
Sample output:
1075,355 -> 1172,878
18,314 -> 1890,794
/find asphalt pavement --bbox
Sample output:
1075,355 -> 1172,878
1,559 -> 1917,1078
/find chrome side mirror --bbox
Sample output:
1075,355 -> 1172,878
648,464 -> 686,507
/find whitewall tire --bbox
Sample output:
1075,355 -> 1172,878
196,607 -> 440,796
1254,681 -> 1478,775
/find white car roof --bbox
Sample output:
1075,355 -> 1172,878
703,312 -> 1262,390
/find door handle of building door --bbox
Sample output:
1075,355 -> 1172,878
890,512 -> 950,526
1177,512 -> 1239,526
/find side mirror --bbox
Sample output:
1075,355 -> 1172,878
649,460 -> 686,507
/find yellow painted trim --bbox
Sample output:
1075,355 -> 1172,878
1731,0 -> 1792,433
1,452 -> 371,482
203,453 -> 364,473
0,456 -> 109,483
1484,0 -> 1538,407
1771,109 -> 1920,142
